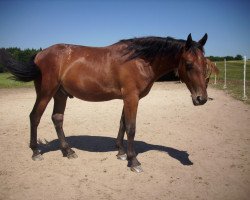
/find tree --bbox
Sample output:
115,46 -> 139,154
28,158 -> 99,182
207,56 -> 224,61
225,56 -> 234,61
0,48 -> 14,72
235,54 -> 243,60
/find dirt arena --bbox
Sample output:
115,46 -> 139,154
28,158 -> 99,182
0,82 -> 249,200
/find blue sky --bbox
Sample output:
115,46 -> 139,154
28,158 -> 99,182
0,0 -> 249,57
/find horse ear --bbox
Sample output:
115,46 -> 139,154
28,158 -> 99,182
185,33 -> 193,50
198,33 -> 208,46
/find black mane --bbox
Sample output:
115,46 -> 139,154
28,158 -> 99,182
120,36 -> 204,61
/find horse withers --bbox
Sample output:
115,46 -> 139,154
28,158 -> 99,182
5,33 -> 208,173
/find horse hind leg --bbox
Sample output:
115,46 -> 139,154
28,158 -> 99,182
30,77 -> 58,161
52,89 -> 77,159
30,94 -> 53,161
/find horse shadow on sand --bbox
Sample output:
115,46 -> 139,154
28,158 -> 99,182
38,135 -> 193,166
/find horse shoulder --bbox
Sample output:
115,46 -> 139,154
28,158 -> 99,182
116,59 -> 155,98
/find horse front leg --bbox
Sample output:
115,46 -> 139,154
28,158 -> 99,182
116,108 -> 127,160
123,94 -> 142,173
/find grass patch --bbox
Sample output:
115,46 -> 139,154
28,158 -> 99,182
0,73 -> 34,88
209,60 -> 250,104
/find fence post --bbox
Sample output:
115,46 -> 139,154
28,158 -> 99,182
242,56 -> 247,100
223,58 -> 227,89
214,62 -> 217,85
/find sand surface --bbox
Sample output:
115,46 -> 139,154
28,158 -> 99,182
0,82 -> 249,200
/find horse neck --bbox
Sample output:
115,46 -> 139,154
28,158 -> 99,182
151,54 -> 181,81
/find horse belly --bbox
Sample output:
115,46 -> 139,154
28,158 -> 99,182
62,68 -> 122,102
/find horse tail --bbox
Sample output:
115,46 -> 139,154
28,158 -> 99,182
1,49 -> 41,82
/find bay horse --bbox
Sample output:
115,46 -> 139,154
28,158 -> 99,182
5,33 -> 208,173
205,58 -> 220,87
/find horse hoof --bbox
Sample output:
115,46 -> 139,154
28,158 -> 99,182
32,154 -> 44,161
130,165 -> 143,173
117,154 -> 127,161
67,152 -> 78,159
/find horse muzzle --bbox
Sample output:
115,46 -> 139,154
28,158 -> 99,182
192,95 -> 207,106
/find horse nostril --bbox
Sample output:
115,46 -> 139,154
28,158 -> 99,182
197,96 -> 202,102
196,96 -> 207,105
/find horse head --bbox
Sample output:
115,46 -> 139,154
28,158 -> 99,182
178,33 -> 208,106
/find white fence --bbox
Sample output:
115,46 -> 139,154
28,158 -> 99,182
214,56 -> 248,101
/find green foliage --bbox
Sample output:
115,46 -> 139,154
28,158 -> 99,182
207,56 -> 224,61
235,54 -> 243,60
207,54 -> 244,62
5,47 -> 42,64
5,47 -> 21,61
225,56 -> 234,61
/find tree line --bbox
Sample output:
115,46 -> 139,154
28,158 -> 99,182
207,54 -> 243,61
0,47 -> 42,72
3,47 -> 42,63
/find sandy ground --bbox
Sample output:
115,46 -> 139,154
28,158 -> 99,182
0,82 -> 249,200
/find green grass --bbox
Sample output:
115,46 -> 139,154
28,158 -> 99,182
0,73 -> 34,88
209,60 -> 250,104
